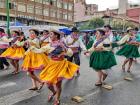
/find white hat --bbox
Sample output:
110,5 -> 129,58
127,27 -> 133,31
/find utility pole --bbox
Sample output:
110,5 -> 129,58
6,0 -> 10,36
14,1 -> 17,26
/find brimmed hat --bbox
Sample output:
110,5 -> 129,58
71,27 -> 79,32
29,29 -> 39,36
127,27 -> 133,31
49,29 -> 62,36
12,30 -> 20,36
0,28 -> 5,33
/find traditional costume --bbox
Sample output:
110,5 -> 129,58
0,29 -> 10,69
116,34 -> 140,58
89,37 -> 117,71
39,40 -> 79,84
65,27 -> 87,66
0,31 -> 25,60
21,38 -> 49,71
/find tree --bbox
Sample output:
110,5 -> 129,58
112,20 -> 136,31
79,18 -> 105,30
88,18 -> 105,29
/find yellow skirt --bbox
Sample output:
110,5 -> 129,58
22,51 -> 49,72
40,59 -> 79,84
0,47 -> 25,60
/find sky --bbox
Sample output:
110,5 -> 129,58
86,0 -> 140,11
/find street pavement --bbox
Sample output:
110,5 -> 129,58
0,53 -> 140,105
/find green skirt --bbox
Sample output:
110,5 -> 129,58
116,44 -> 140,58
86,40 -> 94,49
111,43 -> 126,49
90,51 -> 117,71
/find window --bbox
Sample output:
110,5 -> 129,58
57,1 -> 62,8
57,11 -> 63,19
0,1 -> 5,8
43,0 -> 50,5
63,2 -> 68,9
63,12 -> 67,20
50,0 -> 56,6
44,9 -> 49,16
68,3 -> 73,10
35,0 -> 42,3
27,5 -> 34,13
35,7 -> 42,15
50,9 -> 57,17
18,4 -> 26,12
68,14 -> 73,21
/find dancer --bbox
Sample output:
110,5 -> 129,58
65,27 -> 87,76
116,27 -> 140,72
22,29 -> 49,90
38,30 -> 79,105
0,30 -> 25,74
85,29 -> 117,86
104,25 -> 114,42
0,28 -> 10,70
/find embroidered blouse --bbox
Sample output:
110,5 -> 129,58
88,37 -> 112,52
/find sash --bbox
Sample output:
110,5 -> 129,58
49,40 -> 65,57
49,46 -> 63,57
10,36 -> 20,46
94,36 -> 108,48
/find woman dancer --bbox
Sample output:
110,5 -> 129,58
0,28 -> 10,70
22,29 -> 49,90
37,30 -> 79,105
85,29 -> 117,86
116,27 -> 140,72
1,30 -> 25,74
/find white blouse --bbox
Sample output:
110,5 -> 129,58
88,38 -> 112,52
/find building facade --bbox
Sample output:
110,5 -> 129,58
0,0 -> 74,26
74,0 -> 98,22
127,7 -> 140,22
74,0 -> 140,28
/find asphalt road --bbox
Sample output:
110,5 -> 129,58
0,53 -> 140,105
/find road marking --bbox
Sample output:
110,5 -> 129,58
83,89 -> 100,99
0,89 -> 40,105
0,82 -> 16,89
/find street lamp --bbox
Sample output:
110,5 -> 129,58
6,0 -> 10,36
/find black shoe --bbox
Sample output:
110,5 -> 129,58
0,68 -> 4,70
29,87 -> 38,91
95,83 -> 102,86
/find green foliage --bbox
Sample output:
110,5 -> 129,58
112,21 -> 136,31
79,18 -> 105,30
